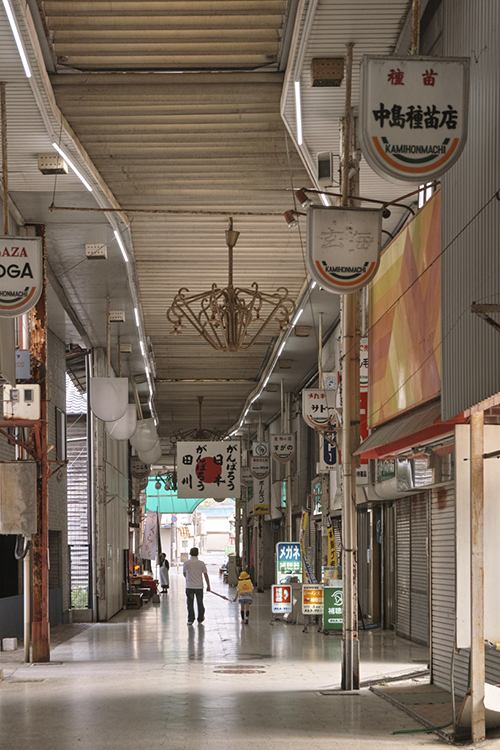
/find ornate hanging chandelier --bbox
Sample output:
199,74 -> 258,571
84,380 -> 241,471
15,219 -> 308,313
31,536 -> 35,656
169,396 -> 225,445
166,218 -> 295,352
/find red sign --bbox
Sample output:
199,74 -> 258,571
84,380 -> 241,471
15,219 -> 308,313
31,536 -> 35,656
271,584 -> 293,614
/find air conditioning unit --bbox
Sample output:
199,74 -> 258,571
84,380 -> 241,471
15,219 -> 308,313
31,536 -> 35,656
3,384 -> 40,419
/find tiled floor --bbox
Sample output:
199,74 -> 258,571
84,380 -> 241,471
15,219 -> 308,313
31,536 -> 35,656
0,561 -> 494,749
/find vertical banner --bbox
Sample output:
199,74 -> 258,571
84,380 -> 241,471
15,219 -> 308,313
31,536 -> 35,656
357,337 -> 369,484
253,475 -> 270,514
326,513 -> 338,568
141,510 -> 159,560
299,510 -> 317,584
177,441 -> 240,498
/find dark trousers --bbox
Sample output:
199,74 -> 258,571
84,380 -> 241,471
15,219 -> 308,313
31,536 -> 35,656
186,588 -> 205,623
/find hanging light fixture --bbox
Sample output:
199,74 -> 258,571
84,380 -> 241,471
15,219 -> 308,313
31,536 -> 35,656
170,396 -> 225,445
166,218 -> 295,352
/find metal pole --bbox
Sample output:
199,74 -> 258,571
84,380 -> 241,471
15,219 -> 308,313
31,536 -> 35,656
106,296 -> 111,378
341,41 -> 360,692
286,392 -> 292,542
470,410 -> 485,741
318,312 -> 323,388
31,226 -> 50,663
410,0 -> 420,56
0,82 -> 8,235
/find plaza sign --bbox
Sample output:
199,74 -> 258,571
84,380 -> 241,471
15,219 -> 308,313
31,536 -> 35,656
0,237 -> 43,317
360,56 -> 470,183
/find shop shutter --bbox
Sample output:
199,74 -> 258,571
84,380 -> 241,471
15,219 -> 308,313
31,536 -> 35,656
410,494 -> 429,645
396,497 -> 411,639
431,485 -> 500,694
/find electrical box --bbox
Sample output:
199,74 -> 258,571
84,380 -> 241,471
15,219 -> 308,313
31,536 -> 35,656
3,384 -> 41,419
120,342 -> 132,353
0,462 -> 37,535
37,153 -> 68,175
110,310 -> 125,322
317,151 -> 334,187
310,58 -> 344,87
85,243 -> 107,259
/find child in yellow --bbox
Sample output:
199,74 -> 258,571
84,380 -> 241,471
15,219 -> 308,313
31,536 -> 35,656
231,571 -> 255,624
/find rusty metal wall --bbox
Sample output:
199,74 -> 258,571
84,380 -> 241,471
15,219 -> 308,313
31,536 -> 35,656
441,0 -> 500,419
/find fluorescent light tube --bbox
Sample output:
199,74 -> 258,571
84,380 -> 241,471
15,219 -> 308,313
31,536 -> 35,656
52,143 -> 92,191
140,340 -> 145,356
134,307 -> 140,327
113,229 -> 128,263
293,308 -> 304,326
294,80 -> 303,146
2,0 -> 31,78
320,193 -> 330,207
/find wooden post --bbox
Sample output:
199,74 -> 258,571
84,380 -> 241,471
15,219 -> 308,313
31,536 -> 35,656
31,225 -> 49,663
470,410 -> 485,741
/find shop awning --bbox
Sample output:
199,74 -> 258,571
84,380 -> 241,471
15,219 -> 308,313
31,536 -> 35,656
145,483 -> 205,514
354,400 -> 467,459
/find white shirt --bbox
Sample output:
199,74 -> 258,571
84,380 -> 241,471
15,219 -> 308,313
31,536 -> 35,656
183,557 -> 208,589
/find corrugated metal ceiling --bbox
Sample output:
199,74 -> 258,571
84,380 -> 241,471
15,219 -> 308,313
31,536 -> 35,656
8,0 -> 420,453
40,1 -> 311,446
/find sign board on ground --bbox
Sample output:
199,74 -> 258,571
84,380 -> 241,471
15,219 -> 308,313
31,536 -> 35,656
302,584 -> 324,615
271,584 -> 293,614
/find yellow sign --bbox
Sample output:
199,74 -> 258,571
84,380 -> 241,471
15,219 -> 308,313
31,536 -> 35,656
254,504 -> 269,515
302,584 -> 324,615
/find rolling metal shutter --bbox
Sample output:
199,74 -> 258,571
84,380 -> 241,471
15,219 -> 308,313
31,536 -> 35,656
431,484 -> 500,694
396,497 -> 411,639
410,494 -> 429,646
396,494 -> 429,645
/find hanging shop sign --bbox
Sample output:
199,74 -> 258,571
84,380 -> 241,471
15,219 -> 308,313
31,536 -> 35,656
359,55 -> 470,183
253,475 -> 269,514
306,206 -> 382,293
177,440 -> 240,498
276,542 -> 302,584
0,237 -> 43,317
131,456 -> 150,479
252,441 -> 268,457
241,465 -> 253,488
250,452 -> 270,480
271,434 -> 295,463
302,389 -> 336,429
271,584 -> 293,614
302,584 -> 324,615
319,433 -> 337,471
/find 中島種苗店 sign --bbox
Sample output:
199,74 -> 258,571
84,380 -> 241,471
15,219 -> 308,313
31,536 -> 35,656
359,55 -> 469,183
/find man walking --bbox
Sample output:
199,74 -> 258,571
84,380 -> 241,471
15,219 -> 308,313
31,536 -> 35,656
183,547 -> 211,625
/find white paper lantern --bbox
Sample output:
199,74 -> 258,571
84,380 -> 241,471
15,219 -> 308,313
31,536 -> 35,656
89,378 -> 128,422
138,441 -> 162,465
105,405 -> 137,441
129,418 -> 159,452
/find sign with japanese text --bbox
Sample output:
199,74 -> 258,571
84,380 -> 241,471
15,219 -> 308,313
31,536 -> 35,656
324,581 -> 343,630
131,456 -> 150,479
276,542 -> 302,584
302,584 -> 324,615
252,441 -> 268,457
140,510 -> 159,561
241,465 -> 253,488
253,475 -> 269,514
271,584 -> 293,614
271,434 -> 295,463
250,450 -> 270,480
306,206 -> 382,293
319,434 -> 337,471
177,441 -> 240,499
360,56 -> 469,183
302,389 -> 335,429
0,237 -> 43,317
